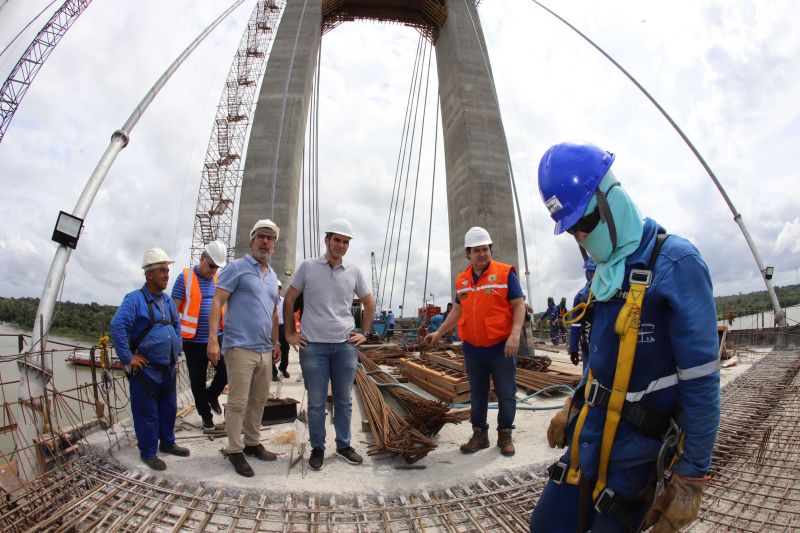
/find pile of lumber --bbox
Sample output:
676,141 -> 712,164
401,357 -> 475,404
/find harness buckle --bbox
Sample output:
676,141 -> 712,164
629,268 -> 652,288
547,461 -> 569,484
594,487 -> 617,515
585,379 -> 601,407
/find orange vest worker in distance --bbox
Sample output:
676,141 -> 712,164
455,261 -> 514,347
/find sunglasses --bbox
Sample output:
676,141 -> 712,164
254,233 -> 276,241
567,207 -> 601,235
208,263 -> 220,270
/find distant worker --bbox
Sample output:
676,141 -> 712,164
386,309 -> 395,341
442,302 -> 453,320
172,240 -> 228,432
543,296 -> 559,345
530,141 -> 720,532
207,220 -> 282,477
110,248 -> 189,470
284,218 -> 375,471
423,226 -> 525,457
427,312 -> 445,333
567,257 -> 596,367
272,280 -> 290,381
557,297 -> 568,344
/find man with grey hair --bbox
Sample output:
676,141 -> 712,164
207,220 -> 282,477
110,247 -> 189,471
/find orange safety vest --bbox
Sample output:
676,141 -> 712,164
178,267 -> 224,339
455,260 -> 515,347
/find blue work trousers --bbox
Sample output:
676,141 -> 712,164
550,321 -> 560,345
529,459 -> 652,532
299,342 -> 358,450
463,350 -> 517,430
129,371 -> 177,460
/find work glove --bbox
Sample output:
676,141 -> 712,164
569,351 -> 580,366
546,399 -> 571,448
645,474 -> 708,533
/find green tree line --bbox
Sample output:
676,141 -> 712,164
714,283 -> 800,321
0,297 -> 118,342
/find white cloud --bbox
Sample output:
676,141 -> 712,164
0,0 -> 798,317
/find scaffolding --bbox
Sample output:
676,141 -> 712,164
0,0 -> 94,144
190,0 -> 285,263
321,0 -> 447,44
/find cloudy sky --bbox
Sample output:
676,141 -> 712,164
0,0 -> 798,319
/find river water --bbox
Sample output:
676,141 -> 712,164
0,322 -> 126,457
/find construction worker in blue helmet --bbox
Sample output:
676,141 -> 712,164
529,141 -> 720,533
566,257 -> 597,367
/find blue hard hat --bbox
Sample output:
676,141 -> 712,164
538,141 -> 615,234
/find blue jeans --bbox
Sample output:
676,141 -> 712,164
299,342 -> 358,450
529,459 -> 652,532
462,346 -> 517,430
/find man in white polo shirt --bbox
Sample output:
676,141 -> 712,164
284,218 -> 375,471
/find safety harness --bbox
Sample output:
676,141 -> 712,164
548,234 -> 675,528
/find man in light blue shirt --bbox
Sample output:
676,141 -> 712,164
207,219 -> 281,477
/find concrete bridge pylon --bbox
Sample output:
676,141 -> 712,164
236,0 -> 519,298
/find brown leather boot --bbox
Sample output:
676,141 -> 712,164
497,428 -> 515,456
460,427 -> 490,453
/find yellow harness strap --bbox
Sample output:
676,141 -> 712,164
592,281 -> 647,500
564,282 -> 647,493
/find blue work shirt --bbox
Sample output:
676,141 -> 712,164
216,255 -> 278,355
458,268 -> 524,357
543,302 -> 558,321
572,218 -> 720,479
110,285 -> 181,383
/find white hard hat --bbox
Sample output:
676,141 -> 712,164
250,219 -> 280,241
203,240 -> 228,268
142,247 -> 174,271
324,218 -> 354,238
464,226 -> 492,248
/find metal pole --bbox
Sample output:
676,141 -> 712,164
17,0 -> 245,482
531,0 -> 785,327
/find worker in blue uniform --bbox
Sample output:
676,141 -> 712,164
543,296 -> 559,345
110,247 -> 189,471
567,257 -> 596,367
530,141 -> 720,533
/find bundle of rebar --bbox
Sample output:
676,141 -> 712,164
517,354 -> 552,372
354,366 -> 436,463
359,353 -> 469,435
515,366 -> 581,395
359,345 -> 408,365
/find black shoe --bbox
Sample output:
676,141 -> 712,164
202,417 -> 214,430
209,396 -> 222,415
244,443 -> 277,461
229,452 -> 254,477
336,446 -> 363,465
143,457 -> 166,471
309,447 -> 324,471
272,374 -> 279,382
280,369 -> 290,378
159,443 -> 190,457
